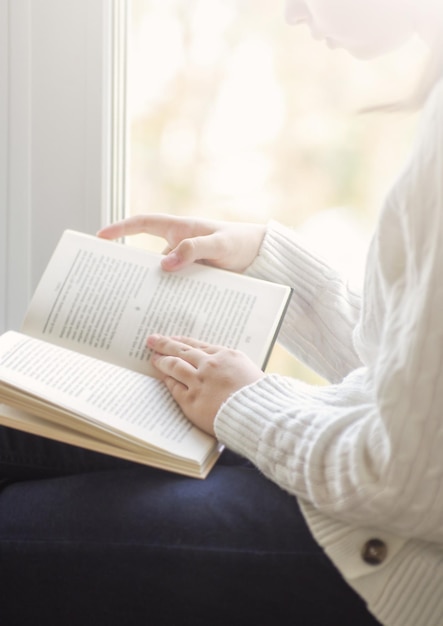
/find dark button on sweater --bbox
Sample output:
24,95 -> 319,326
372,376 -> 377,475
362,538 -> 388,565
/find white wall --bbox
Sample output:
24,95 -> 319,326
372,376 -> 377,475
0,0 -> 124,332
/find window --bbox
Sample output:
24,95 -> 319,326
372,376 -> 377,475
126,0 -> 425,378
1,0 -> 127,332
0,0 -> 7,332
1,1 -> 426,377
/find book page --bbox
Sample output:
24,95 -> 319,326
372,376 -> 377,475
0,404 -> 222,478
0,331 -> 216,463
22,230 -> 291,374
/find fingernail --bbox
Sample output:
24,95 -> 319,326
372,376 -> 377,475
162,252 -> 180,269
147,334 -> 159,346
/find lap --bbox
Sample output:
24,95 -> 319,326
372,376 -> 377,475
0,428 -> 380,626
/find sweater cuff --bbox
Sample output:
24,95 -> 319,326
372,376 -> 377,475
214,373 -> 314,462
245,220 -> 362,383
245,219 -> 340,302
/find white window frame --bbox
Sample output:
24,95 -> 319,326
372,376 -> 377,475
0,0 -> 128,332
0,1 -> 8,334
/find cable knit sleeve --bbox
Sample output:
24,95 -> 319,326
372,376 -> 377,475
215,80 -> 443,542
245,220 -> 363,383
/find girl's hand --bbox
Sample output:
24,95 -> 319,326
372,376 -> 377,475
147,334 -> 264,436
97,213 -> 266,273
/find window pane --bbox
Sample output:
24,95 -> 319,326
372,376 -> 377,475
127,0 -> 425,378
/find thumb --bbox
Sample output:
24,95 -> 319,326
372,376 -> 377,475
160,234 -> 224,271
160,238 -> 199,271
160,250 -> 184,271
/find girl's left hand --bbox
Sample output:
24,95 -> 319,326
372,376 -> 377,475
147,334 -> 264,436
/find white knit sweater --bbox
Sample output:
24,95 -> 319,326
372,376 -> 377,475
214,79 -> 443,626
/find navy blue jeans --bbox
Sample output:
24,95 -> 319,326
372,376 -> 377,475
0,426 -> 381,626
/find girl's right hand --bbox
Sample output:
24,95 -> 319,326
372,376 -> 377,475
97,214 -> 266,273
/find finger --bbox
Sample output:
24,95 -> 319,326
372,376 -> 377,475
151,353 -> 196,385
97,214 -> 181,241
163,376 -> 189,409
168,335 -> 220,353
163,233 -> 228,271
98,215 -> 230,271
148,335 -> 205,367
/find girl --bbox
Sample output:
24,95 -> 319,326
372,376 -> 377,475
2,1 -> 442,625
99,1 -> 443,624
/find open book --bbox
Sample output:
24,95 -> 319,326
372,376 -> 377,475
0,230 -> 291,478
